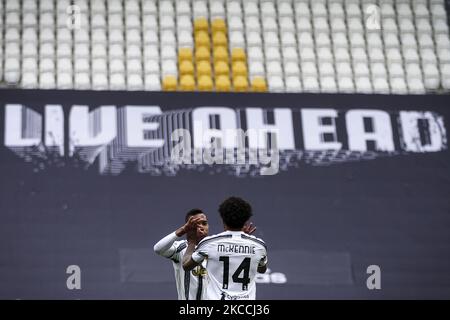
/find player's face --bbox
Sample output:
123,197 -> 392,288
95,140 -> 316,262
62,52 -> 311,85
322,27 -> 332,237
193,213 -> 209,235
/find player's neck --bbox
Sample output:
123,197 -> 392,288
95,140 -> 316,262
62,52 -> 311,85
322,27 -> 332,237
224,226 -> 243,232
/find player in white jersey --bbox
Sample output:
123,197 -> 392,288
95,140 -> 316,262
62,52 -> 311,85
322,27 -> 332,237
183,197 -> 267,300
154,209 -> 209,300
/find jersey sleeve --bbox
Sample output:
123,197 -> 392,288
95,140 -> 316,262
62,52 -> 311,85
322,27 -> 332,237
258,254 -> 268,267
191,240 -> 211,264
153,232 -> 181,259
258,246 -> 268,267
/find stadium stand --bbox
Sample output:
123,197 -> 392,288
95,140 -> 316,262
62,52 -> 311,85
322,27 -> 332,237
0,0 -> 449,93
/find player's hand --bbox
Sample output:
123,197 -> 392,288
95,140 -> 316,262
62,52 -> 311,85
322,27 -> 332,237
176,216 -> 202,237
243,222 -> 256,235
186,225 -> 206,243
185,216 -> 207,242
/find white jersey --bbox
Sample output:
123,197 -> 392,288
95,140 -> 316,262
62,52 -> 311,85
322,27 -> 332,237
192,231 -> 268,300
154,233 -> 208,300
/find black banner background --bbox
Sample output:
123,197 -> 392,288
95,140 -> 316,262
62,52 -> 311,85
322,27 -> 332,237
0,89 -> 449,299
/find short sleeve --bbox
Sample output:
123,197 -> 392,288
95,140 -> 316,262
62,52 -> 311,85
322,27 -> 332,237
258,246 -> 268,267
258,254 -> 268,267
192,241 -> 210,263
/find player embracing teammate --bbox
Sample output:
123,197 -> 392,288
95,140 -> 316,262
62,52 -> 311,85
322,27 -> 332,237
183,196 -> 268,300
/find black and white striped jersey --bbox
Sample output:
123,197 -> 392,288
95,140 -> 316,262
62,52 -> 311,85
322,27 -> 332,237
192,230 -> 267,300
154,232 -> 208,300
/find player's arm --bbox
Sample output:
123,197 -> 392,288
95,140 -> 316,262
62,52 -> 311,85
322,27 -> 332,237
257,263 -> 267,274
182,240 -> 201,271
257,253 -> 268,273
153,216 -> 199,258
182,225 -> 208,271
242,222 -> 257,234
153,230 -> 184,258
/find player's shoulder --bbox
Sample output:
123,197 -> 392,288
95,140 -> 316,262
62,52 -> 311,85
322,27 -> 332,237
196,231 -> 233,248
240,233 -> 267,250
169,240 -> 188,263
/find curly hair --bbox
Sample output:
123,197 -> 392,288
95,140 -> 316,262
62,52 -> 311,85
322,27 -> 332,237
219,197 -> 252,229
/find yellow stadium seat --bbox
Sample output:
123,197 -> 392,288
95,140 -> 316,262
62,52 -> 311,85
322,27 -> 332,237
196,60 -> 212,77
211,19 -> 226,34
162,75 -> 177,91
195,31 -> 210,49
179,60 -> 194,75
212,32 -> 227,47
233,76 -> 249,92
195,46 -> 211,61
214,61 -> 229,76
231,48 -> 246,62
213,46 -> 229,62
179,75 -> 196,91
194,18 -> 209,32
232,61 -> 247,77
178,48 -> 193,63
251,77 -> 268,92
216,75 -> 231,92
198,75 -> 214,91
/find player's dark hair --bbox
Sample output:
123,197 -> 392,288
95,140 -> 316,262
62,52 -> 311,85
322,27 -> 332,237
219,197 -> 252,229
185,208 -> 204,222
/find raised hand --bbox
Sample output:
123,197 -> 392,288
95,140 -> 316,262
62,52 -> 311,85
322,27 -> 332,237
185,215 -> 208,243
242,222 -> 256,235
176,216 -> 203,237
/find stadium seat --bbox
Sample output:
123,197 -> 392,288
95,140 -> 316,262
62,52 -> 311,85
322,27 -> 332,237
216,75 -> 231,92
268,76 -> 284,92
265,47 -> 281,62
215,61 -> 230,76
162,60 -> 177,77
212,19 -> 227,34
320,76 -> 337,93
179,75 -> 196,91
233,76 -> 248,92
284,62 -> 300,77
92,73 -> 109,91
251,77 -> 268,92
0,0 -> 449,95
336,62 -> 352,78
248,61 -> 265,77
145,74 -> 161,91
285,77 -> 302,92
407,78 -> 426,94
391,78 -> 408,94
179,60 -> 194,76
213,46 -> 229,62
195,47 -> 210,61
198,75 -> 213,91
338,77 -> 355,93
178,48 -> 193,63
74,72 -> 90,90
232,61 -> 247,78
355,77 -> 372,94
162,75 -> 177,91
373,78 -> 390,94
303,76 -> 320,92
21,72 -> 38,88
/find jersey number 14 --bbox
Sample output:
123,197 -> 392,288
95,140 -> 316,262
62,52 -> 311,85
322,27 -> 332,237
219,256 -> 251,291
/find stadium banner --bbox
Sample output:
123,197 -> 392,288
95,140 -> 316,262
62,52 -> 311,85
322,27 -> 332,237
0,89 -> 449,299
